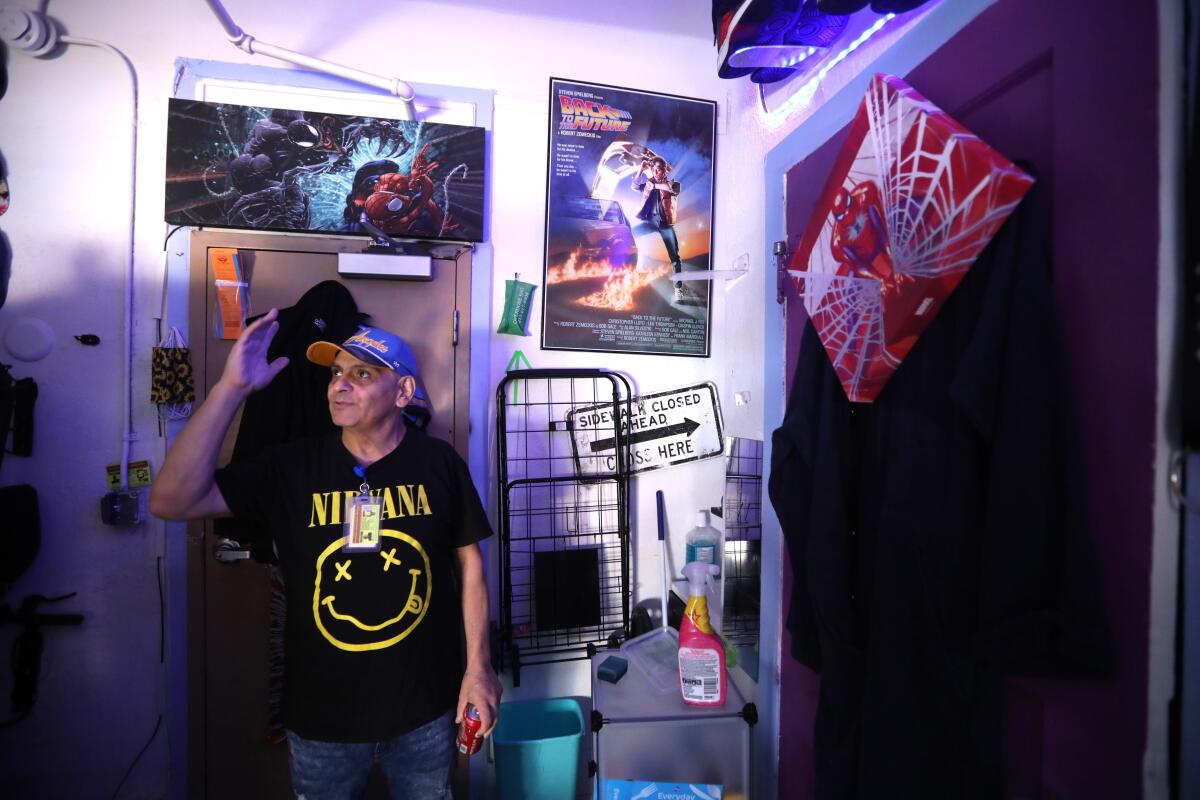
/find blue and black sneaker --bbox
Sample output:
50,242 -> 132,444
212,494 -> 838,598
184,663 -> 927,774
715,1 -> 784,79
870,0 -> 935,11
814,0 -> 869,12
716,1 -> 851,80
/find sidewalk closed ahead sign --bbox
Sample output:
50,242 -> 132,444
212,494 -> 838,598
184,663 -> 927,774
568,382 -> 724,475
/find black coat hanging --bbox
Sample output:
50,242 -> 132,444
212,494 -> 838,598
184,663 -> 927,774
768,189 -> 1110,799
214,280 -> 365,562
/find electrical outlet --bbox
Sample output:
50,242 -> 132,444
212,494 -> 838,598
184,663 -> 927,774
100,490 -> 143,526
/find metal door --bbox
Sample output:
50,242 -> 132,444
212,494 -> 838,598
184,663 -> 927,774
185,230 -> 472,798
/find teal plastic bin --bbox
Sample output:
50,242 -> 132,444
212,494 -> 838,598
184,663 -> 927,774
492,697 -> 584,800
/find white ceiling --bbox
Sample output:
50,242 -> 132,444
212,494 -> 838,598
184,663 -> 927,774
431,0 -> 714,41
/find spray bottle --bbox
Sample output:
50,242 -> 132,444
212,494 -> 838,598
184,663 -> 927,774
678,561 -> 726,706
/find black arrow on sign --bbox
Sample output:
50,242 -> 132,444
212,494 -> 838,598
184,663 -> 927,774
590,417 -> 700,453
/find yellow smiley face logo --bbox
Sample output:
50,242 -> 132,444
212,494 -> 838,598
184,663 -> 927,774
312,530 -> 432,652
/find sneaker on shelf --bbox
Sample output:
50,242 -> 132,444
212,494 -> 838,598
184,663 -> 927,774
715,0 -> 780,79
750,43 -> 824,84
718,0 -> 851,79
816,0 -> 869,12
871,0 -> 934,12
750,65 -> 799,84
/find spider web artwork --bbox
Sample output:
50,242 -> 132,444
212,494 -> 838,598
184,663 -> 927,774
788,73 -> 1034,402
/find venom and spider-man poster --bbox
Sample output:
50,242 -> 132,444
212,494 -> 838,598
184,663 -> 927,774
540,78 -> 716,357
164,99 -> 486,242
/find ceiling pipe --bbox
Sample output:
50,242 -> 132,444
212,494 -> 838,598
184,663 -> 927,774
202,0 -> 416,119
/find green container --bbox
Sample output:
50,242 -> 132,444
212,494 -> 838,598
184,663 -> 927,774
493,697 -> 584,800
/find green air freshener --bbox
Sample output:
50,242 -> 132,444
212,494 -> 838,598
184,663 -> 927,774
496,278 -> 535,336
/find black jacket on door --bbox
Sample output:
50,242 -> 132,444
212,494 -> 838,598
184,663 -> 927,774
214,280 -> 365,562
768,194 -> 1110,799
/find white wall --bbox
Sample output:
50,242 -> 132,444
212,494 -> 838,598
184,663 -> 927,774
0,1 -> 774,796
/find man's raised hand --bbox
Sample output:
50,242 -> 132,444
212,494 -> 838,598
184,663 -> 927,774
218,308 -> 290,395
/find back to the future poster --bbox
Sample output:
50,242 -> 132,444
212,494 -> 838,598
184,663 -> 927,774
540,78 -> 716,357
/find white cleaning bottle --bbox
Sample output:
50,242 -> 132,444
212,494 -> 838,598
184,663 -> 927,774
684,509 -> 721,576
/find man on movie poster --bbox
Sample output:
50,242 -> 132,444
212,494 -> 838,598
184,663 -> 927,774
541,78 -> 716,357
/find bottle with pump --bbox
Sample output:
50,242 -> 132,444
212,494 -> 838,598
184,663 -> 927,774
678,561 -> 726,706
684,510 -> 721,576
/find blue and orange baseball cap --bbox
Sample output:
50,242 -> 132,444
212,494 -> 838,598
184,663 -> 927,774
306,325 -> 431,424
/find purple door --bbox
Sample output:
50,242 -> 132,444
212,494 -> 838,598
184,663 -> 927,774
779,1 -> 1159,797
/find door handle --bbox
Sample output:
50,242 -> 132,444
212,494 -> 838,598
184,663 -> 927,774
213,537 -> 251,563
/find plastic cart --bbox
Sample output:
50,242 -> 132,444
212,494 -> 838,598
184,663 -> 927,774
588,649 -> 756,799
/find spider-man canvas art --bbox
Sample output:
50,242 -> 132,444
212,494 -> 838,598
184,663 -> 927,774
789,73 -> 1034,402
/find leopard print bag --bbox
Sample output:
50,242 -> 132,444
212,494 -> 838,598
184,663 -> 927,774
151,327 -> 194,417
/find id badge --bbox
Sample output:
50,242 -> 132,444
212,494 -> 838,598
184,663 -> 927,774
343,493 -> 383,552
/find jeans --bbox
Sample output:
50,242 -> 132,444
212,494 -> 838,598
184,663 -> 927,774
633,220 -> 683,284
287,711 -> 456,800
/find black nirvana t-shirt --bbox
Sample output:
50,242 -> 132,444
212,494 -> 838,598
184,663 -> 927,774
214,427 -> 491,742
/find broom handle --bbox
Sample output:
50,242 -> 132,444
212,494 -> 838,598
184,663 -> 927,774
656,490 -> 668,629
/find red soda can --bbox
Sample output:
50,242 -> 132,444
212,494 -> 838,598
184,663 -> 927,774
456,704 -> 483,755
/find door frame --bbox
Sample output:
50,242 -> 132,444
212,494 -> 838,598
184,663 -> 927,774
1158,1 -> 1186,797
760,1 -> 1182,797
183,228 -> 473,797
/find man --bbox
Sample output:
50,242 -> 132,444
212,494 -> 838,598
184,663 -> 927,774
151,311 -> 501,799
631,156 -> 693,305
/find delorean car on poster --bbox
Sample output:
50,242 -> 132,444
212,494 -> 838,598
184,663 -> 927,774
541,78 -> 716,357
